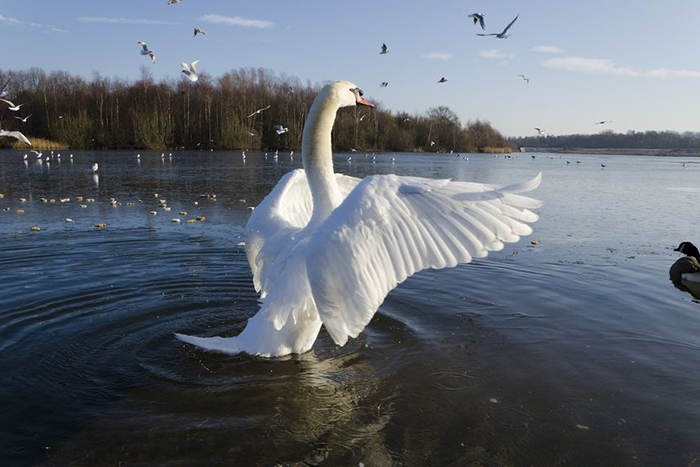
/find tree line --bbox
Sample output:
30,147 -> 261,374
511,130 -> 700,150
0,67 -> 511,153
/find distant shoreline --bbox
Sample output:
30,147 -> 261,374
520,147 -> 700,157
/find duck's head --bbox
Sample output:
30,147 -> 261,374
674,241 -> 700,257
325,80 -> 374,109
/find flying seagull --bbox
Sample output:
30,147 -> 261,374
0,79 -> 9,98
246,105 -> 271,119
517,74 -> 530,84
14,114 -> 32,123
380,81 -> 389,87
167,0 -> 181,4
477,14 -> 519,38
468,13 -> 486,30
0,128 -> 31,146
181,60 -> 199,82
0,99 -> 24,111
137,42 -> 156,64
595,120 -> 612,125
438,77 -> 448,83
534,127 -> 546,135
380,43 -> 389,54
274,125 -> 289,135
194,28 -> 206,37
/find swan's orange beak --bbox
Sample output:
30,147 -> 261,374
357,96 -> 374,107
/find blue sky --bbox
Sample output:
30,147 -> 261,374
3,0 -> 700,137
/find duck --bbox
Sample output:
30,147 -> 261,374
670,242 -> 700,284
175,80 -> 542,357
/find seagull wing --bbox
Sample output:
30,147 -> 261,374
478,15 -> 486,30
190,60 -> 199,72
149,53 -> 156,64
0,79 -> 9,96
476,33 -> 497,37
180,62 -> 190,71
306,173 -> 542,346
138,42 -> 148,52
0,129 -> 31,146
0,98 -> 15,107
502,14 -> 519,34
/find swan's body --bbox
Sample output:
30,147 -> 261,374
176,80 -> 542,357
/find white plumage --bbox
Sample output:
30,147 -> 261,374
180,60 -> 199,82
176,80 -> 541,357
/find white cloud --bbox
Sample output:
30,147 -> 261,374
0,15 -> 22,25
0,14 -> 67,33
541,56 -> 700,78
201,14 -> 273,29
77,17 -> 179,26
541,57 -> 638,76
479,49 -> 515,60
532,45 -> 563,54
422,52 -> 452,61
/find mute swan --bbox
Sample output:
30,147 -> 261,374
176,80 -> 542,357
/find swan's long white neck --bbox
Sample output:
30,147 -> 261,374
302,86 -> 344,227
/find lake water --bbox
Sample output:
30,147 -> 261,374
1,150 -> 699,466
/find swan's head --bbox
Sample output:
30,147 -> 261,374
327,80 -> 374,109
675,242 -> 700,258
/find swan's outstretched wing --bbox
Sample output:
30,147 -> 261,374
307,173 -> 542,346
245,169 -> 360,294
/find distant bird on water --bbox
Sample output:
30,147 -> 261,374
14,114 -> 32,123
380,43 -> 389,54
181,60 -> 199,82
595,120 -> 612,125
468,13 -> 486,30
517,74 -> 530,84
274,125 -> 289,135
137,42 -> 156,64
477,14 -> 519,38
194,28 -> 206,37
0,128 -> 31,146
246,105 -> 271,119
0,99 -> 24,111
438,77 -> 448,83
92,162 -> 99,172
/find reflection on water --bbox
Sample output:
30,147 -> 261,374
1,150 -> 700,465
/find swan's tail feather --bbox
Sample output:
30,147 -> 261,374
174,333 -> 245,354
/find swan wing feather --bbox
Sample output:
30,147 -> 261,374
307,173 -> 542,346
245,169 -> 360,293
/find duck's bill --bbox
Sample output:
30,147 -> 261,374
357,96 -> 374,107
